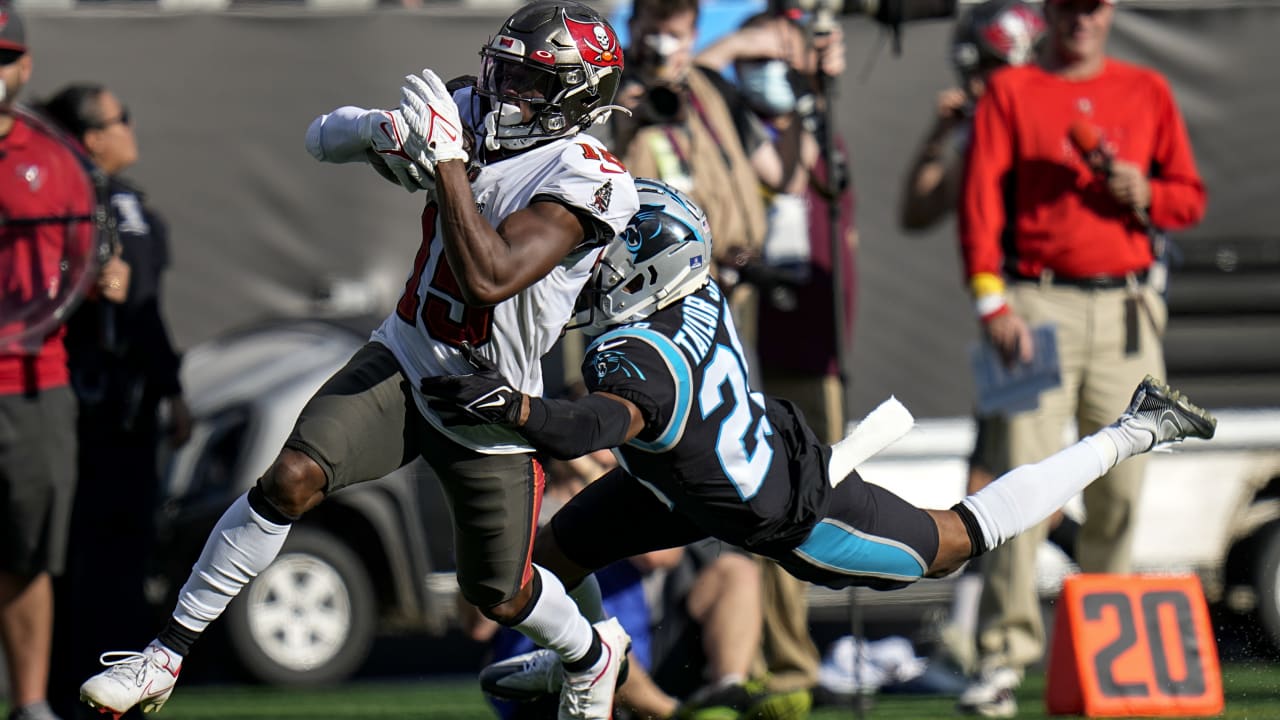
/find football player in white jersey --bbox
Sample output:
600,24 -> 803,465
81,4 -> 638,719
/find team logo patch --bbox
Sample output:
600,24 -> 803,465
592,180 -> 613,214
594,349 -> 645,381
16,164 -> 43,192
111,193 -> 150,235
563,18 -> 623,68
689,255 -> 704,270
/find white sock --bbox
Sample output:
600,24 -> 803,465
715,673 -> 747,688
172,492 -> 292,632
568,574 -> 606,623
1098,423 -> 1148,460
513,565 -> 595,663
962,431 -> 1120,551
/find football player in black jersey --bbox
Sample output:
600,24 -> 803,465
421,179 -> 1216,700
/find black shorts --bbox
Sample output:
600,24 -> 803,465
550,467 -> 710,573
286,342 -> 544,607
551,438 -> 939,592
0,386 -> 77,577
776,470 -> 940,591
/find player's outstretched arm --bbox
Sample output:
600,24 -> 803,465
304,105 -> 434,193
419,344 -> 644,458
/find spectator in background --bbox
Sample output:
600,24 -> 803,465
956,0 -> 1206,715
899,0 -> 1044,232
603,0 -> 768,376
0,5 -> 97,720
39,83 -> 192,720
896,0 -> 1045,675
696,10 -> 855,712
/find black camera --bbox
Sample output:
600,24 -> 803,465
624,37 -> 692,126
632,79 -> 687,125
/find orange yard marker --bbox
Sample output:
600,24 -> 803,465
1047,574 -> 1223,717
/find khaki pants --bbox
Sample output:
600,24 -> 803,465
756,558 -> 821,692
977,281 -> 1166,671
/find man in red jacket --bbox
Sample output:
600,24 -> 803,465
956,0 -> 1205,715
0,4 -> 97,720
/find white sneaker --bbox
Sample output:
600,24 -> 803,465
480,647 -> 563,700
956,665 -> 1020,718
558,617 -> 630,720
80,641 -> 181,718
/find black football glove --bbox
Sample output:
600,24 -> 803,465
419,342 -> 524,426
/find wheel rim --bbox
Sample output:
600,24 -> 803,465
245,552 -> 353,672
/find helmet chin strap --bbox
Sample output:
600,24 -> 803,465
587,104 -> 630,125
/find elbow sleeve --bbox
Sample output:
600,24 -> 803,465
520,395 -> 634,460
306,106 -> 373,164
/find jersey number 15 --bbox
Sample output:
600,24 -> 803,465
395,203 -> 493,347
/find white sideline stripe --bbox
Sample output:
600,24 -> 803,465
827,396 -> 915,487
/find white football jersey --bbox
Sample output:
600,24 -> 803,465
373,133 -> 638,454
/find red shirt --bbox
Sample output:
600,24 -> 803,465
960,59 -> 1206,283
0,116 -> 95,394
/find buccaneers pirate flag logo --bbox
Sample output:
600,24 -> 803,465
563,17 -> 623,69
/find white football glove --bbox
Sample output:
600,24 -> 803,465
361,109 -> 435,193
400,69 -> 469,175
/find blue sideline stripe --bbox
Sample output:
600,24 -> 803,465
793,519 -> 927,582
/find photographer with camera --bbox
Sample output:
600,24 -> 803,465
899,0 -> 1043,231
604,0 -> 768,373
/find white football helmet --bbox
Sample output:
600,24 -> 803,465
572,179 -> 712,334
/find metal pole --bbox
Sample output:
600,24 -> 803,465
810,18 -> 868,719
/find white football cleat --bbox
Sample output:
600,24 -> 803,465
80,641 -> 181,718
956,665 -> 1020,718
558,617 -> 630,720
480,647 -> 563,700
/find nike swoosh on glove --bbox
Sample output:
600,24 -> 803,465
420,342 -> 523,426
362,108 -> 435,193
400,69 -> 469,175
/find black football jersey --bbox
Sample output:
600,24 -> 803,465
580,281 -> 831,554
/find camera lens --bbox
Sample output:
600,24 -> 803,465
647,85 -> 681,121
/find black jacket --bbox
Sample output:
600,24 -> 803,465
65,175 -> 182,436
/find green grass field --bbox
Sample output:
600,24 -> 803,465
53,663 -> 1272,720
